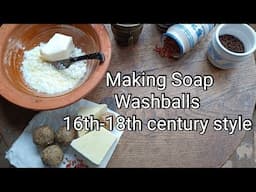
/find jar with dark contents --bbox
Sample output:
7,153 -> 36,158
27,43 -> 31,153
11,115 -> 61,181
155,24 -> 215,59
207,24 -> 256,69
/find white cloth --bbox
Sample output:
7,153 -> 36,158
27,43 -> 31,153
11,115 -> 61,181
5,99 -> 123,168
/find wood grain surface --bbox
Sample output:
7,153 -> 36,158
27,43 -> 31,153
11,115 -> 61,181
0,24 -> 256,167
86,24 -> 256,167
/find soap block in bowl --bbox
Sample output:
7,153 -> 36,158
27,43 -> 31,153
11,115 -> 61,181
40,33 -> 75,62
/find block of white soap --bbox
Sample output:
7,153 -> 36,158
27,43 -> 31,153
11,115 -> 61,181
71,128 -> 117,165
40,33 -> 75,62
77,104 -> 108,137
78,104 -> 107,119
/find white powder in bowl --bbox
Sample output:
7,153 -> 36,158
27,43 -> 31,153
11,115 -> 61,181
21,45 -> 87,95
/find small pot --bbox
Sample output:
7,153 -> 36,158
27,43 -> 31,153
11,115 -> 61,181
207,24 -> 256,69
111,24 -> 143,46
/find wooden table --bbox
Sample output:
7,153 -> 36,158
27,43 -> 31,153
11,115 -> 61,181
1,24 -> 256,167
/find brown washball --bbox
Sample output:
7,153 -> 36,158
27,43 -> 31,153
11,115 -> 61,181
55,126 -> 77,146
33,126 -> 55,148
41,145 -> 64,167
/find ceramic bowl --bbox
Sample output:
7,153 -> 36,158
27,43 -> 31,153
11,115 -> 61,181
0,24 -> 111,110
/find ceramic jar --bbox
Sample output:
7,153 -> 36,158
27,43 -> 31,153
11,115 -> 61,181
163,24 -> 215,58
207,24 -> 256,69
111,24 -> 143,46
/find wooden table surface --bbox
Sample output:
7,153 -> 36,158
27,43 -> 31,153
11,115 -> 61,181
1,24 -> 256,167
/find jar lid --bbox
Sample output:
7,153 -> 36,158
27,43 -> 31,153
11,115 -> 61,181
114,24 -> 142,27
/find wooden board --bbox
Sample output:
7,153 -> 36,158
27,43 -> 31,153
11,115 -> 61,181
86,24 -> 256,167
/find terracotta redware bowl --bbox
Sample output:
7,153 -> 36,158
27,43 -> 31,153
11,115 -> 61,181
0,24 -> 111,110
